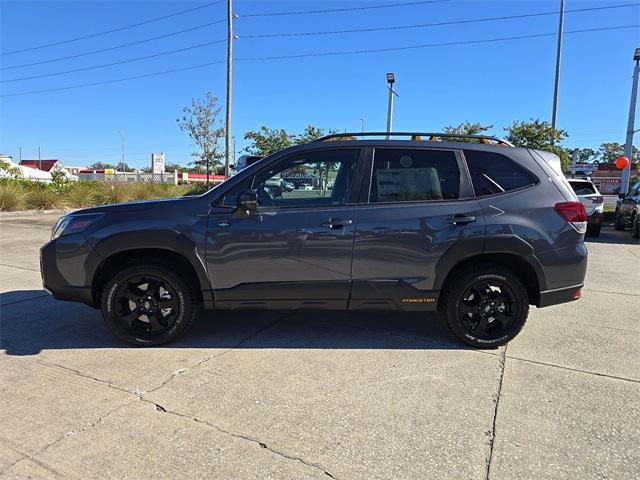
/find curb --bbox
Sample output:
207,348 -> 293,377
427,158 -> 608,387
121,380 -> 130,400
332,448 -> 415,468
0,208 -> 76,217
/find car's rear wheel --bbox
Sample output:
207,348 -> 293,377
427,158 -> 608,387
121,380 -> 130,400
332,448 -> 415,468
586,224 -> 601,237
100,263 -> 197,346
440,266 -> 529,348
632,213 -> 640,239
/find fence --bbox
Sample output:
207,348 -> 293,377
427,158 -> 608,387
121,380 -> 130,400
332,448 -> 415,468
76,172 -> 226,185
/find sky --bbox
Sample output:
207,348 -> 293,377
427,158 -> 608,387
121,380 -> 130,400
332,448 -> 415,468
1,0 -> 638,169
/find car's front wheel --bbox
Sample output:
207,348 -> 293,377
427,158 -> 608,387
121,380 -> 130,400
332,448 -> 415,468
100,263 -> 197,346
632,213 -> 640,239
440,266 -> 529,348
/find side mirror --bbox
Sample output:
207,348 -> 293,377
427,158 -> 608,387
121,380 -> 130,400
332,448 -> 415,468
235,190 -> 258,217
619,193 -> 626,200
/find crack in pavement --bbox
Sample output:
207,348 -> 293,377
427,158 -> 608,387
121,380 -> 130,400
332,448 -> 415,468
144,314 -> 290,395
0,399 -> 137,477
0,263 -> 40,272
582,287 -> 640,297
150,400 -> 337,479
1,293 -> 49,307
485,345 -> 507,480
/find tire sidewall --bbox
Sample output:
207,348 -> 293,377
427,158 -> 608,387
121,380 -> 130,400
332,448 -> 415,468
101,265 -> 192,346
446,271 -> 528,348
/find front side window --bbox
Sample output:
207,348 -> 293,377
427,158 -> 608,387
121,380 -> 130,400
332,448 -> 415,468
369,149 -> 460,203
464,150 -> 537,197
222,149 -> 359,208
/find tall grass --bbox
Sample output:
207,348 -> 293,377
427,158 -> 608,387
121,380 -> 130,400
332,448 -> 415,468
0,179 -> 193,212
0,183 -> 28,211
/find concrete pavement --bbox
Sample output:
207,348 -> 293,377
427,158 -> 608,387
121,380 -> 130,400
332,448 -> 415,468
0,212 -> 638,479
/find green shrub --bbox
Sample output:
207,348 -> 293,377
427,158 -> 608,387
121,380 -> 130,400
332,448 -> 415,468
94,182 -> 132,205
25,186 -> 61,210
0,182 -> 27,211
63,182 -> 99,207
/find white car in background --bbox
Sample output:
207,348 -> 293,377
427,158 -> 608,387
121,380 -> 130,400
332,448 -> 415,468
568,178 -> 604,237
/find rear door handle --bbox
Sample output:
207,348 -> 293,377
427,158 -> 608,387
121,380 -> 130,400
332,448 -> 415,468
321,218 -> 353,229
447,214 -> 476,226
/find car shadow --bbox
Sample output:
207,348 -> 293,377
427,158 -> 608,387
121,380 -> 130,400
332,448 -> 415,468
585,227 -> 639,245
0,290 -> 469,356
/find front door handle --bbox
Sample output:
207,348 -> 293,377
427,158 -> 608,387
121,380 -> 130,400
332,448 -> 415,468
321,218 -> 353,229
447,214 -> 476,226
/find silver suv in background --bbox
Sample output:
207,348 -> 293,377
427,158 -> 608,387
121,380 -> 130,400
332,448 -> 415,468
568,178 -> 604,237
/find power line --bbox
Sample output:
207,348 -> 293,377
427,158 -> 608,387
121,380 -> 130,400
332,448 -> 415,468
236,24 -> 639,61
1,40 -> 226,83
1,60 -> 225,97
1,20 -> 226,71
2,24 -> 636,98
238,0 -> 449,17
240,3 -> 639,38
4,3 -> 633,84
1,1 -> 224,56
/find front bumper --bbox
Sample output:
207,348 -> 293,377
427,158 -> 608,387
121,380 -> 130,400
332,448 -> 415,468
40,234 -> 100,307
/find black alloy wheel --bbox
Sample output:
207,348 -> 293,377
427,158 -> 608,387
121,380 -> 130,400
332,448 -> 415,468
440,266 -> 529,348
101,264 -> 196,346
457,280 -> 517,342
114,275 -> 180,336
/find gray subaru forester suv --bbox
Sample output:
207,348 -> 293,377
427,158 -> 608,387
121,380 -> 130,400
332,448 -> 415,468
41,132 -> 588,348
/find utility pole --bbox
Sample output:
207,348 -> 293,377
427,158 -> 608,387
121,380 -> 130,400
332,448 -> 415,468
19,147 -> 21,163
360,117 -> 364,139
621,48 -> 640,196
120,131 -> 125,172
38,146 -> 41,170
551,0 -> 565,143
386,73 -> 396,140
224,0 -> 233,179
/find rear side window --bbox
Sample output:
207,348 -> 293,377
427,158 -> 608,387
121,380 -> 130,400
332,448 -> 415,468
369,149 -> 460,203
464,150 -> 537,197
568,181 -> 596,195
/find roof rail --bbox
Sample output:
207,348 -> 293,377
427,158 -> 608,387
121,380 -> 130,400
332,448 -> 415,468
314,132 -> 514,147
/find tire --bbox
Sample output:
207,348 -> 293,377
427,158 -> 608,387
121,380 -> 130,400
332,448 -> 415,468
100,263 -> 197,346
439,265 -> 529,348
632,214 -> 640,239
614,210 -> 626,230
586,225 -> 601,237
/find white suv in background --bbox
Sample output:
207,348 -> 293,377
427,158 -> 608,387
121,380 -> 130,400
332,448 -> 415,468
568,178 -> 604,237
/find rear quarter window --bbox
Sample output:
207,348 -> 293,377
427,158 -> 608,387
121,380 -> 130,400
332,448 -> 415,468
464,150 -> 537,197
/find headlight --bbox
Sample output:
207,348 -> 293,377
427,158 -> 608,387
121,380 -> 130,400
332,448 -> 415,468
51,213 -> 104,240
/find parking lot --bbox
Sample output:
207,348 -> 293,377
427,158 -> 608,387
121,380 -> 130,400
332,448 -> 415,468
0,212 -> 638,480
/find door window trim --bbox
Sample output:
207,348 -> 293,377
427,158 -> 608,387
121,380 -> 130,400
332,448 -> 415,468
362,146 -> 474,205
213,146 -> 366,211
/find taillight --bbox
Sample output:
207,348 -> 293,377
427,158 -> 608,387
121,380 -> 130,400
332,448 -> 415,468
554,201 -> 587,234
591,196 -> 604,204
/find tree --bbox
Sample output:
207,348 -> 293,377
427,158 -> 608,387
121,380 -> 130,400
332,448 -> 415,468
244,127 -> 293,156
0,159 -> 21,178
89,162 -> 117,170
574,148 -> 597,163
443,121 -> 493,140
598,142 -> 639,164
177,91 -> 225,183
505,119 -> 570,171
244,125 -> 336,156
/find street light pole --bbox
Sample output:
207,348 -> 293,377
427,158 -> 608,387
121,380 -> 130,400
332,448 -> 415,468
120,131 -> 125,172
551,0 -> 565,142
621,48 -> 640,196
386,73 -> 395,140
224,0 -> 233,180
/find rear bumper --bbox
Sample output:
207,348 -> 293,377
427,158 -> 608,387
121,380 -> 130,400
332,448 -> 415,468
40,237 -> 97,307
538,284 -> 583,308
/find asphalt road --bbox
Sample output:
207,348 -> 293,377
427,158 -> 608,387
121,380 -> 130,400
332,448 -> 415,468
0,212 -> 638,480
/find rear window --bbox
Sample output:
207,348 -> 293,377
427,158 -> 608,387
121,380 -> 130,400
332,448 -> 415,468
464,150 -> 537,197
568,181 -> 596,195
369,149 -> 460,202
